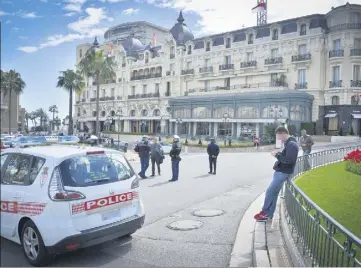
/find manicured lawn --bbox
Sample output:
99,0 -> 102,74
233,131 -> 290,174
295,161 -> 361,238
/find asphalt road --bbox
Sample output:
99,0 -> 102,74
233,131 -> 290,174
1,141 -> 359,267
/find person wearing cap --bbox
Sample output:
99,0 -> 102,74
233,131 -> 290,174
169,135 -> 182,182
134,135 -> 151,179
207,137 -> 220,175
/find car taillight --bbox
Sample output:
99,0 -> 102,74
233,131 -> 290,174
48,167 -> 85,201
131,177 -> 139,189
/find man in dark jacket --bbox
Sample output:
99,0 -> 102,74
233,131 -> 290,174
135,136 -> 151,179
169,135 -> 182,182
150,137 -> 164,177
207,137 -> 220,175
254,126 -> 299,221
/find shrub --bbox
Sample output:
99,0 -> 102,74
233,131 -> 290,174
344,149 -> 361,175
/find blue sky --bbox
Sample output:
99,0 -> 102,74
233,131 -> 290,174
1,0 -> 349,120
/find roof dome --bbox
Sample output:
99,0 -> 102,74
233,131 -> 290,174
121,34 -> 145,57
170,11 -> 194,46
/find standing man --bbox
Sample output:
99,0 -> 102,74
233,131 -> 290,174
150,137 -> 164,177
254,126 -> 299,221
300,129 -> 314,170
207,137 -> 220,175
135,136 -> 151,179
169,135 -> 182,182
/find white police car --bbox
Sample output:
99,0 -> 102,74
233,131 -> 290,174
0,145 -> 145,266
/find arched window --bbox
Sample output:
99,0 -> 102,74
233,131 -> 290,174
300,24 -> 307,36
192,107 -> 211,118
205,41 -> 211,52
248,34 -> 254,44
110,111 -> 115,117
331,96 -> 340,105
213,107 -> 234,118
83,110 -> 87,115
351,95 -> 358,105
130,110 -> 136,117
226,38 -> 231,48
272,29 -> 278,40
170,46 -> 175,59
101,111 -> 106,117
237,106 -> 258,118
173,108 -> 191,118
92,111 -> 96,117
145,52 -> 149,63
261,105 -> 288,118
153,109 -> 161,116
141,109 -> 148,116
290,105 -> 306,121
187,45 -> 192,55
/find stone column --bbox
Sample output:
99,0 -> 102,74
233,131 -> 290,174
256,123 -> 260,137
123,120 -> 130,133
160,119 -> 166,133
193,122 -> 197,136
174,122 -> 178,135
236,122 -> 241,137
213,122 -> 218,137
208,123 -> 212,136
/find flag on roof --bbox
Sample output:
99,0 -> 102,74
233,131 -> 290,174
252,2 -> 266,13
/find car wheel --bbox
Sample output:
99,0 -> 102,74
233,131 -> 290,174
21,220 -> 52,267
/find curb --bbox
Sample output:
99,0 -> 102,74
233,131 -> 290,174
229,192 -> 265,267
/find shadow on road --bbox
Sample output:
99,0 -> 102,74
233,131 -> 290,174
148,181 -> 171,187
194,174 -> 213,179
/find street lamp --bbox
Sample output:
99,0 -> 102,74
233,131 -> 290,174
93,37 -> 100,52
175,117 -> 182,135
113,110 -> 123,145
222,112 -> 230,136
270,106 -> 283,125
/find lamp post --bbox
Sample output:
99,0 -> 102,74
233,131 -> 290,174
113,110 -> 123,144
270,106 -> 283,125
175,117 -> 182,135
222,112 -> 230,136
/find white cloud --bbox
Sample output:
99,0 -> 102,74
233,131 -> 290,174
18,7 -> 110,53
122,8 -> 140,15
40,0 -> 48,2
21,12 -> 41,18
64,4 -> 82,13
143,0 -> 350,35
5,20 -> 11,24
11,27 -> 20,32
100,0 -> 126,3
64,12 -> 77,16
19,36 -> 28,39
0,10 -> 8,16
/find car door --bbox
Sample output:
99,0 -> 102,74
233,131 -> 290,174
1,153 -> 32,240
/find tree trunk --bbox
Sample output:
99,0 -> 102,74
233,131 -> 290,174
68,88 -> 73,135
95,73 -> 100,137
52,112 -> 55,132
8,90 -> 12,133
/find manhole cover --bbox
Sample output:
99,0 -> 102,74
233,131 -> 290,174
167,220 -> 203,231
192,209 -> 225,217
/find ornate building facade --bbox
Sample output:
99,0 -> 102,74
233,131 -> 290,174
74,3 -> 361,137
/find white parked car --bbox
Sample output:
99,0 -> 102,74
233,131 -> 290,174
0,145 -> 145,266
160,142 -> 172,154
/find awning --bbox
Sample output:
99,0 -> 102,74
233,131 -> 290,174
325,113 -> 337,118
351,113 -> 361,119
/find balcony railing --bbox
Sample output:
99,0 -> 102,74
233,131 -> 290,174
219,64 -> 234,71
181,69 -> 194,75
130,73 -> 162,81
329,49 -> 344,58
170,54 -> 175,59
295,82 -> 308,89
292,53 -> 311,62
351,49 -> 361,57
351,80 -> 361,87
265,57 -> 283,65
128,92 -> 160,99
329,80 -> 343,88
199,66 -> 213,73
329,23 -> 361,32
89,96 -> 116,102
240,61 -> 257,68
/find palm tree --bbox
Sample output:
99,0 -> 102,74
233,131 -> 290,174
56,70 -> 84,135
24,111 -> 30,132
49,105 -> 58,131
77,37 -> 117,136
30,111 -> 37,127
0,70 -> 26,133
36,108 -> 48,130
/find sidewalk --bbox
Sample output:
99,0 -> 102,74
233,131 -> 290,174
229,193 -> 292,267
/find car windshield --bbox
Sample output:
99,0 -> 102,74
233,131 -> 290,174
59,152 -> 135,187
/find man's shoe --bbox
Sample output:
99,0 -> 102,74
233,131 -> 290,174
169,179 -> 176,182
208,172 -> 212,174
254,211 -> 269,222
151,174 -> 155,177
213,172 -> 216,175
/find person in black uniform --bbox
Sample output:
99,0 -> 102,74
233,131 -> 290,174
134,136 -> 151,179
207,137 -> 220,175
169,135 -> 182,182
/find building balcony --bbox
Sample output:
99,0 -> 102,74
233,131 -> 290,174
219,64 -> 234,71
295,82 -> 308,89
240,61 -> 257,68
82,98 -> 86,102
170,54 -> 175,59
128,92 -> 160,99
350,49 -> 361,57
199,66 -> 213,73
89,96 -> 116,102
329,80 -> 343,88
181,69 -> 194,75
265,57 -> 283,65
292,53 -> 311,62
329,49 -> 344,58
351,80 -> 361,87
328,23 -> 361,32
130,73 -> 162,80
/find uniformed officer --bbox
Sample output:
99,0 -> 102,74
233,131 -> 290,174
135,135 -> 151,179
207,137 -> 220,175
169,135 -> 182,182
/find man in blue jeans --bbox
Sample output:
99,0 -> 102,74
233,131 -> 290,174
134,136 -> 151,179
254,126 -> 299,221
169,135 -> 182,182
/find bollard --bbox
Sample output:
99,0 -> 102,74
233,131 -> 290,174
124,143 -> 128,153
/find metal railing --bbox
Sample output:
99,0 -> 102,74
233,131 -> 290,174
284,145 -> 361,267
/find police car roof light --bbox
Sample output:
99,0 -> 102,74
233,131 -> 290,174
86,150 -> 104,155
